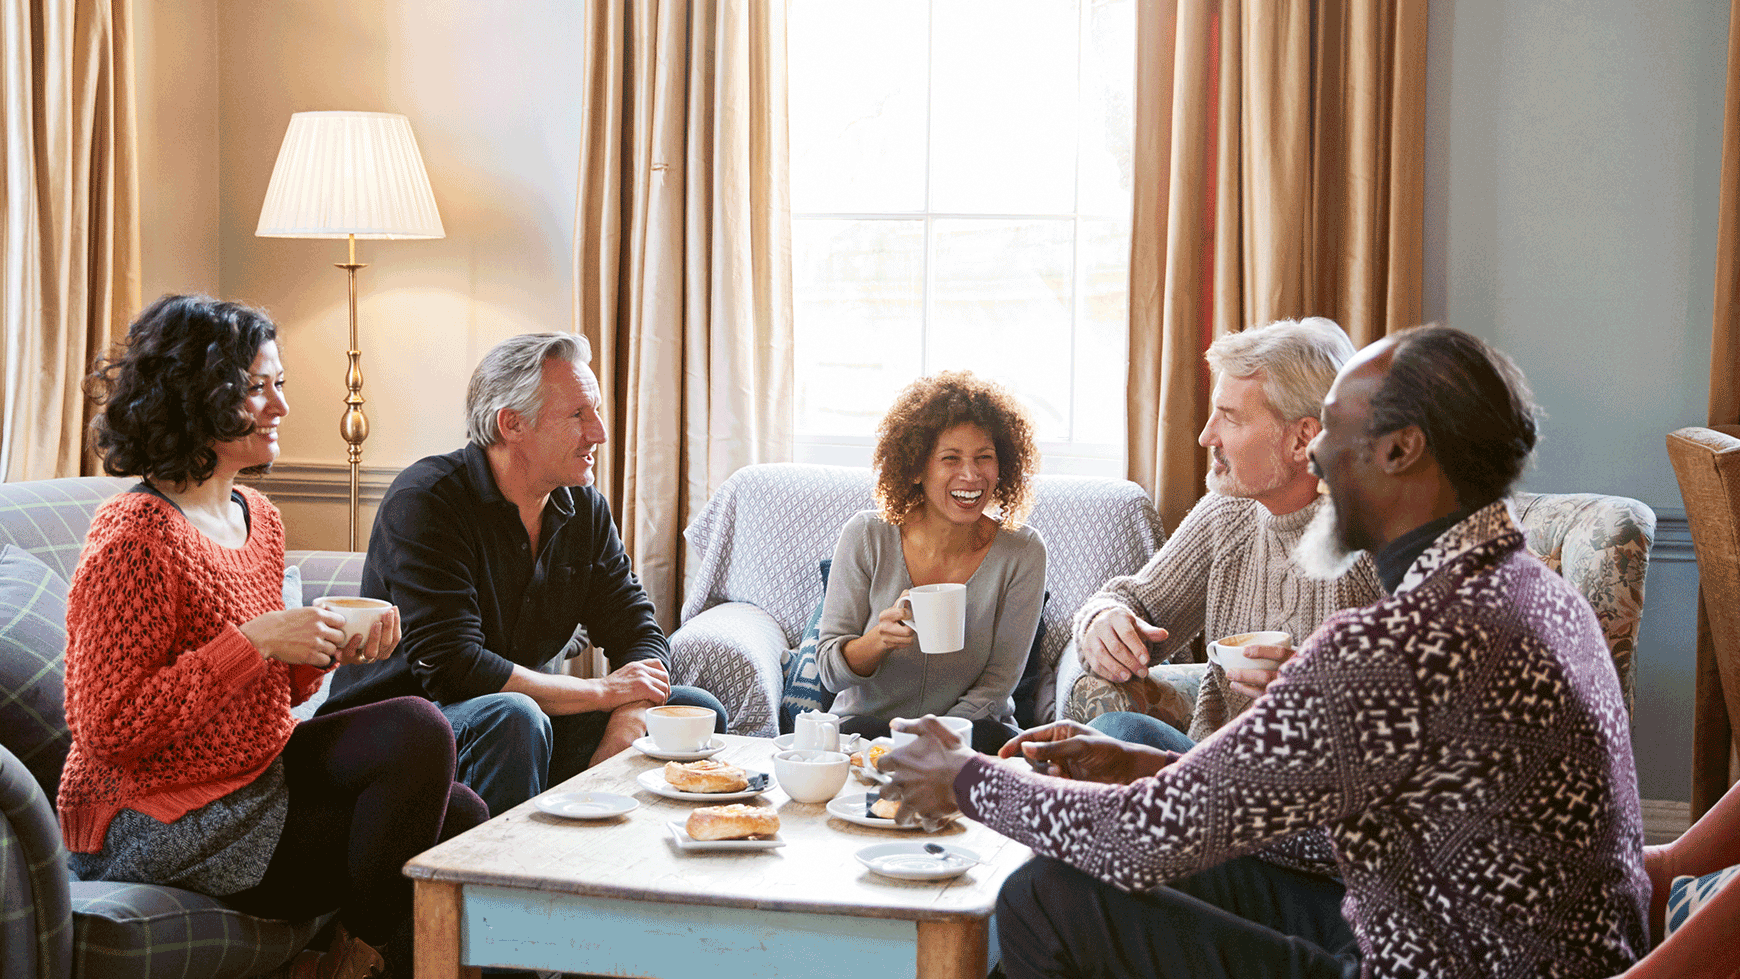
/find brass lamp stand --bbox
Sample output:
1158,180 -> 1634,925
338,234 -> 369,550
255,111 -> 445,552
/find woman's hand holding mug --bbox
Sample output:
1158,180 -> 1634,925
240,607 -> 346,668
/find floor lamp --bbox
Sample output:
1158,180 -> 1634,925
256,111 -> 444,550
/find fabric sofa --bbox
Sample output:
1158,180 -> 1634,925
0,476 -> 364,979
670,463 -> 1168,736
1053,489 -> 1657,731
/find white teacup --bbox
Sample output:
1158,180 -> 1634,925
891,715 -> 973,749
1209,631 -> 1293,671
312,596 -> 394,646
794,710 -> 841,752
901,583 -> 967,654
644,705 -> 717,752
773,749 -> 850,804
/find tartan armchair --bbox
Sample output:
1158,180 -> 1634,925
0,476 -> 363,979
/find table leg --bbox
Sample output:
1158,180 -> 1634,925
917,918 -> 988,979
414,879 -> 479,979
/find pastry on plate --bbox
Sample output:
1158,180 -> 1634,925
687,804 -> 780,840
664,759 -> 749,793
849,744 -> 890,769
870,795 -> 901,820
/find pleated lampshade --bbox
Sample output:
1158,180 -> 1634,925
256,111 -> 444,239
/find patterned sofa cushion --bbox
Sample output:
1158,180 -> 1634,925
0,546 -> 72,799
69,881 -> 323,979
780,597 -> 832,734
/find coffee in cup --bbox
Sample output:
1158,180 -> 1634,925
311,596 -> 393,645
900,583 -> 967,654
1209,630 -> 1292,671
645,704 -> 717,752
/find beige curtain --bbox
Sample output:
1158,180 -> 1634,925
1126,0 -> 1426,532
574,0 -> 793,633
1712,0 -> 1740,429
0,0 -> 140,481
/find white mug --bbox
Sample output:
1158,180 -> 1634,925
312,596 -> 394,645
1209,630 -> 1293,671
900,583 -> 967,654
794,710 -> 841,752
644,705 -> 717,752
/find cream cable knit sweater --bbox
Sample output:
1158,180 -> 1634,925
1071,492 -> 1383,740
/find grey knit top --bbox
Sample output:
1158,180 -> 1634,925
817,511 -> 1046,724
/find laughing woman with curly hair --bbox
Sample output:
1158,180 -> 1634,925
815,372 -> 1047,754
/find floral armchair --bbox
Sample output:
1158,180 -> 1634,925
1059,490 -> 1656,730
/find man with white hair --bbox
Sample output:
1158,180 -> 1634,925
1068,317 -> 1383,749
321,332 -> 727,815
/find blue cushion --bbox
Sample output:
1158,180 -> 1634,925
1666,863 -> 1740,937
780,560 -> 834,733
0,545 -> 72,799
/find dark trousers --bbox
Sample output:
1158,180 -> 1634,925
997,855 -> 1361,979
441,685 -> 729,816
224,698 -> 490,945
840,715 -> 1019,755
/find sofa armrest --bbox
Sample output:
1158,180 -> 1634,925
284,551 -> 366,606
1,743 -> 72,979
668,603 -> 786,738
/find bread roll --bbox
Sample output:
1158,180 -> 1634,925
870,795 -> 901,820
687,804 -> 780,840
664,759 -> 749,793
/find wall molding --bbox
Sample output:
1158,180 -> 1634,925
1650,508 -> 1693,565
240,461 -> 403,506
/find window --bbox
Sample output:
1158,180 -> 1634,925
789,0 -> 1136,476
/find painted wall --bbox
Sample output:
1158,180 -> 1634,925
1423,0 -> 1729,800
134,0 -> 221,300
202,1 -> 587,549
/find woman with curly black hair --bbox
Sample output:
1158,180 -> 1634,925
59,294 -> 488,978
815,371 -> 1048,754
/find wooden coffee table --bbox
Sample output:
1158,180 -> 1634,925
405,734 -> 1032,979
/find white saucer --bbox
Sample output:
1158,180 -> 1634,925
534,790 -> 638,820
665,821 -> 785,850
855,842 -> 980,881
636,767 -> 769,802
632,735 -> 726,761
826,792 -> 935,831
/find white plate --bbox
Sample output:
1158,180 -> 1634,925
632,735 -> 727,761
855,842 -> 981,881
534,790 -> 638,820
636,767 -> 769,802
826,792 -> 940,831
665,820 -> 786,850
849,737 -> 896,784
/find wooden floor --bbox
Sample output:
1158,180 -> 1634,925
1640,797 -> 1691,845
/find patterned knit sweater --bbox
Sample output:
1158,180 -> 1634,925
1073,492 -> 1383,739
57,487 -> 325,853
962,502 -> 1649,979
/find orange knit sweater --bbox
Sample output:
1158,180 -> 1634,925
57,487 -> 326,853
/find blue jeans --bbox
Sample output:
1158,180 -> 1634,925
439,685 -> 727,816
1089,710 -> 1196,753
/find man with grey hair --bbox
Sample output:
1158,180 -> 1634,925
1065,317 -> 1383,750
322,332 -> 727,815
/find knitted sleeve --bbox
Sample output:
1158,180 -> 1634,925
1070,493 -> 1223,666
956,609 -> 1423,891
63,522 -> 267,765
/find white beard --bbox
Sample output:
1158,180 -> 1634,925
1295,496 -> 1363,581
